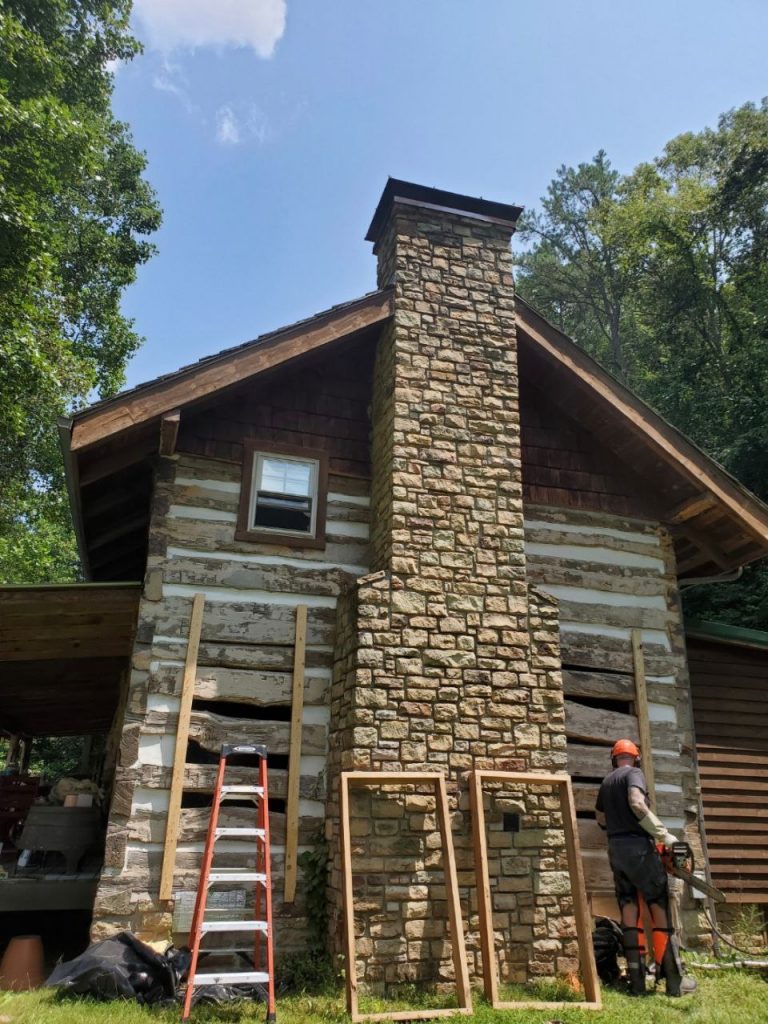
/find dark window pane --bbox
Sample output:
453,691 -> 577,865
252,491 -> 312,533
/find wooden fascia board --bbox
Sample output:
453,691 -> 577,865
516,303 -> 768,550
58,416 -> 92,579
71,290 -> 393,452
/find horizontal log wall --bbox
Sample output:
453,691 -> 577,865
688,637 -> 768,902
524,505 -> 706,938
92,452 -> 371,950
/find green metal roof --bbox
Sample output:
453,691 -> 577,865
686,618 -> 768,651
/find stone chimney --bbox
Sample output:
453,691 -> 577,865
327,181 -> 573,992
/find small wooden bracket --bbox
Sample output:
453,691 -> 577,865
471,769 -> 601,1011
340,771 -> 472,1022
159,409 -> 181,458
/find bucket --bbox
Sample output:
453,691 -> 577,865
0,934 -> 45,991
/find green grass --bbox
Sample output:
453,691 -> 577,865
2,969 -> 768,1024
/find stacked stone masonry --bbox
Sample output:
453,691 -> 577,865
327,202 -> 573,992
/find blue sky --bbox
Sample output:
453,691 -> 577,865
116,0 -> 768,390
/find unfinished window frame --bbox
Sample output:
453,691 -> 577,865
470,769 -> 601,1012
340,771 -> 473,1023
235,440 -> 328,549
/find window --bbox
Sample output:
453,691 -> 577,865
236,442 -> 328,548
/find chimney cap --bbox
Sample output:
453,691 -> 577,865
365,177 -> 523,245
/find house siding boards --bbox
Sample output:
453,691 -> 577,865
176,336 -> 376,479
520,384 -> 657,518
92,451 -> 371,946
523,505 -> 705,936
688,635 -> 768,902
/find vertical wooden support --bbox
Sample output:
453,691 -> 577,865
470,770 -> 497,1005
160,592 -> 205,901
561,776 -> 602,1006
283,603 -> 307,902
632,629 -> 656,810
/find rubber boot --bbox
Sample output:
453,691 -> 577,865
654,928 -> 684,997
622,926 -> 646,996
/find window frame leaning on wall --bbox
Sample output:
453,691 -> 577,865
235,440 -> 329,548
339,771 -> 473,1022
470,769 -> 601,1011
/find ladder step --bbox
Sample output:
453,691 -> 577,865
200,920 -> 268,933
215,827 -> 266,839
208,871 -> 267,885
193,970 -> 270,986
220,785 -> 264,795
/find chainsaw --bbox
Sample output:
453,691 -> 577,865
660,841 -> 726,903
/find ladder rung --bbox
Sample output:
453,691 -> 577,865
215,827 -> 266,839
200,920 -> 268,933
193,970 -> 270,985
208,871 -> 267,884
220,785 -> 264,795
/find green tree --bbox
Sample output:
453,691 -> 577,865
517,101 -> 768,628
516,151 -> 636,376
0,0 -> 161,582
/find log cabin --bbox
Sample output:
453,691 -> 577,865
3,179 -> 768,983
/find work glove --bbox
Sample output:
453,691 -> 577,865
662,831 -> 678,848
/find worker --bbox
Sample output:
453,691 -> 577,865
595,738 -> 686,997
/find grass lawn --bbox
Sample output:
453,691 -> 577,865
2,970 -> 768,1024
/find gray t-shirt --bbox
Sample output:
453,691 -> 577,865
595,764 -> 649,837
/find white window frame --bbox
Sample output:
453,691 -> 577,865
248,451 -> 320,539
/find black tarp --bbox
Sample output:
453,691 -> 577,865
46,932 -> 190,1004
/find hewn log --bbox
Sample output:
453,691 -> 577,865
154,517 -> 368,568
143,596 -> 337,647
129,763 -> 326,800
565,699 -> 639,745
128,807 -> 322,845
563,669 -> 634,702
151,640 -> 333,673
188,710 -> 327,757
146,663 -> 329,707
158,556 -> 357,598
560,631 -> 674,676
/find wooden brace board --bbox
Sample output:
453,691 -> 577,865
283,603 -> 307,902
159,592 -> 205,900
470,770 -> 601,1011
340,771 -> 472,1022
631,630 -> 656,810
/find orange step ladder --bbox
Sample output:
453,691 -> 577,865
182,744 -> 276,1022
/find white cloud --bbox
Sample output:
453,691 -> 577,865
215,104 -> 271,146
134,0 -> 286,57
216,107 -> 241,145
152,59 -> 199,114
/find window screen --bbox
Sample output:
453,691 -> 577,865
251,454 -> 318,535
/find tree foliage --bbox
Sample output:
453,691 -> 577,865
517,100 -> 768,628
0,0 -> 161,582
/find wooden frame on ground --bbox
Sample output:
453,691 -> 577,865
470,769 -> 601,1011
340,771 -> 472,1022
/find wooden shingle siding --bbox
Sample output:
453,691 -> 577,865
176,337 -> 375,479
688,637 -> 768,902
524,505 -> 698,911
520,385 -> 659,519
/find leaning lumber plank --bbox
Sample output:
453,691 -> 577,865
632,629 -> 656,809
284,604 -> 307,903
160,592 -> 204,900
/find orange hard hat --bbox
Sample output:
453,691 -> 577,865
611,738 -> 640,760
